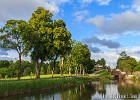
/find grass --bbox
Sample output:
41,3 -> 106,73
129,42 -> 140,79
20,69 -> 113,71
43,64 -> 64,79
0,76 -> 89,97
0,74 -> 76,80
96,70 -> 110,76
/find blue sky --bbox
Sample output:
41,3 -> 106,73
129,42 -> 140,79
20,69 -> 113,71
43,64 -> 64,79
0,0 -> 140,68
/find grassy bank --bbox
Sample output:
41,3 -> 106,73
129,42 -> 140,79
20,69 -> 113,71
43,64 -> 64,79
0,77 -> 89,98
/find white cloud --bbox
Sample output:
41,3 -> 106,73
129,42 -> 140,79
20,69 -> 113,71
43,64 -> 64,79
82,0 -> 94,4
91,51 -> 119,68
87,10 -> 140,35
120,4 -> 130,9
0,50 -> 31,61
91,46 -> 140,68
80,0 -> 111,6
87,15 -> 105,26
132,0 -> 140,12
0,49 -> 8,55
96,0 -> 111,5
74,10 -> 89,22
0,0 -> 70,23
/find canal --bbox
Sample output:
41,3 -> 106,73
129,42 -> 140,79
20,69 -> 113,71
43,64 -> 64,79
2,80 -> 140,100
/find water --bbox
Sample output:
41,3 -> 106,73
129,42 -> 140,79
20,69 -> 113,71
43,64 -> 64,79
2,80 -> 140,100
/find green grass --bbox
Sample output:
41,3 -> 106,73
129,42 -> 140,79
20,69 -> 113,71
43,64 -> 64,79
96,70 -> 110,75
0,76 -> 89,97
0,74 -> 76,80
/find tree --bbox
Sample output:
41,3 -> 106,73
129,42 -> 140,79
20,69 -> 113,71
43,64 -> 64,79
52,19 -> 71,77
0,60 -> 10,68
63,40 -> 76,76
72,42 -> 91,75
134,62 -> 140,72
0,20 -> 27,79
23,7 -> 71,78
117,51 -> 137,74
14,60 -> 34,76
23,7 -> 53,78
119,51 -> 128,59
96,58 -> 106,68
86,59 -> 96,73
96,58 -> 106,67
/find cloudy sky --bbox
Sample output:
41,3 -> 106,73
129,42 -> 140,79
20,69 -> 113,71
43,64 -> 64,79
0,0 -> 140,68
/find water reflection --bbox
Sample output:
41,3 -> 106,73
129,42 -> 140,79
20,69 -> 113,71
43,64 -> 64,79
2,80 -> 140,100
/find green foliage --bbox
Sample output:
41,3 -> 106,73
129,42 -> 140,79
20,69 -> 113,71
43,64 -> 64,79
0,20 -> 26,51
29,72 -> 34,79
41,67 -> 45,75
64,41 -> 93,74
117,51 -> 137,72
5,75 -> 8,78
72,42 -> 91,71
0,68 -> 7,78
23,67 -> 31,76
97,70 -> 110,76
14,60 -> 34,76
22,7 -> 71,78
134,63 -> 140,71
47,65 -> 52,74
0,60 -> 10,68
0,77 -> 88,97
96,58 -> 106,68
7,64 -> 17,78
0,20 -> 27,79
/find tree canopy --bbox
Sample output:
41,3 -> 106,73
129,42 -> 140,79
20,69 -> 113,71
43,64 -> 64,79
0,20 -> 27,79
117,51 -> 137,73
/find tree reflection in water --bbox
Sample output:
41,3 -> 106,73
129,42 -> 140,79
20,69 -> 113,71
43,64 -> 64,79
118,80 -> 140,100
3,80 -> 140,100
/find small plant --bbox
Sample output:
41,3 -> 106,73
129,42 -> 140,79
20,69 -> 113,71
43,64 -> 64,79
5,75 -> 8,79
30,72 -> 34,79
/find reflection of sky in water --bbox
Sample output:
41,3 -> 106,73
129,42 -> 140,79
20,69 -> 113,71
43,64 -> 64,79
47,93 -> 60,100
3,80 -> 140,100
91,84 -> 119,100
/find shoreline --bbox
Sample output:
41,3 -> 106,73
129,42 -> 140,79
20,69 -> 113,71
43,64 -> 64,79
0,77 -> 89,98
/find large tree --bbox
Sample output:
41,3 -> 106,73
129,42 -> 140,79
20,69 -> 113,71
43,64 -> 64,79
72,42 -> 91,75
22,7 -> 53,78
51,19 -> 71,77
117,51 -> 137,74
23,7 -> 71,78
53,19 -> 71,76
0,20 -> 27,79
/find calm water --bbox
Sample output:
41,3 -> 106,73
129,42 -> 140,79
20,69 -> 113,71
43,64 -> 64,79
2,80 -> 140,100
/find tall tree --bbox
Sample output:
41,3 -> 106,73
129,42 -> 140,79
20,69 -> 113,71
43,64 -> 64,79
53,19 -> 71,77
22,7 -> 53,78
0,20 -> 27,79
72,42 -> 91,75
117,51 -> 137,74
119,51 -> 128,59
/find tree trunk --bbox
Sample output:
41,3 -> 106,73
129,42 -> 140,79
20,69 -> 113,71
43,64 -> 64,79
52,60 -> 56,78
36,60 -> 40,78
82,68 -> 85,75
61,57 -> 64,77
75,67 -> 78,76
80,64 -> 82,75
52,67 -> 54,78
69,65 -> 71,76
17,53 -> 22,80
69,54 -> 72,76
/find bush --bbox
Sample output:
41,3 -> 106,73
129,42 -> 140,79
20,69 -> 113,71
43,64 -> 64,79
97,70 -> 110,76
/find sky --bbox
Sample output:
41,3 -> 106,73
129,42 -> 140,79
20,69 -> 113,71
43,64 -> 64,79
0,0 -> 140,68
